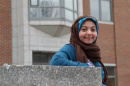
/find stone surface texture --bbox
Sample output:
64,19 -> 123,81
0,65 -> 102,86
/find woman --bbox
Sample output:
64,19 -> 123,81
50,15 -> 108,85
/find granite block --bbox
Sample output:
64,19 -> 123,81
0,65 -> 102,86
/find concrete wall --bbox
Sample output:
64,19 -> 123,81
0,65 -> 102,86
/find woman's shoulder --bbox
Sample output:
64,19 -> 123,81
58,44 -> 76,58
60,44 -> 75,52
63,43 -> 75,48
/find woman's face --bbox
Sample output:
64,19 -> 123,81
79,20 -> 97,44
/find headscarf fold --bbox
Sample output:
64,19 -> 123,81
70,15 -> 108,84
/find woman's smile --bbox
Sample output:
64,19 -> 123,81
85,36 -> 92,39
84,37 -> 93,40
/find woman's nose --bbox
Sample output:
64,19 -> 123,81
87,29 -> 92,35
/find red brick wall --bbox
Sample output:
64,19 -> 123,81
83,0 -> 130,86
97,24 -> 115,63
113,0 -> 130,86
83,0 -> 90,15
0,0 -> 12,65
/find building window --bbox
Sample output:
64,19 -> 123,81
33,52 -> 55,65
106,66 -> 116,86
29,0 -> 78,22
90,0 -> 112,22
30,0 -> 38,6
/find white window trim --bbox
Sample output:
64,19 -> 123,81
98,21 -> 114,25
29,20 -> 72,27
104,63 -> 116,66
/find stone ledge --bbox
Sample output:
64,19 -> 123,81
0,65 -> 102,86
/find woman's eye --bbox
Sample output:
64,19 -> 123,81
91,28 -> 96,32
81,28 -> 87,31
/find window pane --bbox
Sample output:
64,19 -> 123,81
65,9 -> 73,21
33,52 -> 54,65
33,53 -> 48,65
48,54 -> 54,60
74,0 -> 78,11
40,8 -> 60,18
61,8 -> 65,19
106,67 -> 115,76
90,0 -> 99,20
65,0 -> 73,10
30,0 -> 38,6
30,8 -> 39,18
39,0 -> 60,7
106,78 -> 115,86
101,1 -> 111,21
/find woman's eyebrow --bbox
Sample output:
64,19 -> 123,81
81,26 -> 87,28
91,26 -> 96,28
81,26 -> 96,28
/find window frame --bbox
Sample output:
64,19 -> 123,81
29,0 -> 61,20
29,0 -> 78,22
63,0 -> 78,21
105,64 -> 116,86
30,0 -> 39,6
32,51 -> 55,65
90,0 -> 113,22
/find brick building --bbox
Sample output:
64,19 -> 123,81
0,0 -> 12,65
0,0 -> 129,86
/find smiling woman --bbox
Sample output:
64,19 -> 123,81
50,15 -> 108,86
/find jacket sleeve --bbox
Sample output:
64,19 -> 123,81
102,84 -> 106,86
50,44 -> 90,67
